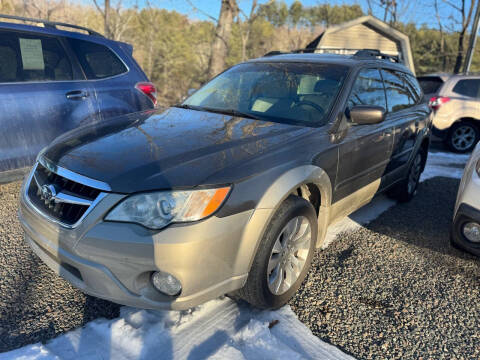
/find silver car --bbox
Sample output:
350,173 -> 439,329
452,142 -> 480,253
418,74 -> 480,153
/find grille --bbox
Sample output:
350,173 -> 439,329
27,163 -> 101,226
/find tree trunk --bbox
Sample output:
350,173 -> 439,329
104,0 -> 110,38
208,0 -> 238,78
454,30 -> 467,73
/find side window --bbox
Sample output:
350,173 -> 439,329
0,30 -> 73,83
69,39 -> 127,79
0,31 -> 20,83
348,68 -> 386,109
381,69 -> 411,112
406,74 -> 423,102
452,79 -> 480,98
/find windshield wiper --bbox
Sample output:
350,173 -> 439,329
174,104 -> 261,120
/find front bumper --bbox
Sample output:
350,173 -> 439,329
451,203 -> 480,256
19,183 -> 254,310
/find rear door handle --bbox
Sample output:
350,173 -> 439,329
383,128 -> 394,137
66,90 -> 89,100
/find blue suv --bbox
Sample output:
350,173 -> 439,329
0,14 -> 156,182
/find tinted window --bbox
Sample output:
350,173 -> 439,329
184,62 -> 348,126
381,69 -> 411,112
0,30 -> 72,83
70,39 -> 127,79
452,79 -> 480,98
406,74 -> 422,102
417,76 -> 444,94
348,68 -> 386,109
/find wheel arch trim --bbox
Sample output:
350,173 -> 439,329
231,165 -> 333,279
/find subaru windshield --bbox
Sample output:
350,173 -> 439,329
180,62 -> 348,127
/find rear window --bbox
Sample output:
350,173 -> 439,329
452,79 -> 480,98
69,39 -> 127,79
417,76 -> 444,94
0,30 -> 73,83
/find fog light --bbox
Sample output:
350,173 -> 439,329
463,222 -> 480,243
151,271 -> 182,296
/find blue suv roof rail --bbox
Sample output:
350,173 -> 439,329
0,14 -> 104,37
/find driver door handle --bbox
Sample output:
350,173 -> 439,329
66,90 -> 89,100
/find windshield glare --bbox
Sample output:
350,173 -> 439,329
183,62 -> 348,126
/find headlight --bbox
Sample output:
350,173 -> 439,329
105,187 -> 231,229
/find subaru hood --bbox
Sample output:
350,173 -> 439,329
42,107 -> 312,193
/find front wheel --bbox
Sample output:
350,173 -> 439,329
236,195 -> 317,309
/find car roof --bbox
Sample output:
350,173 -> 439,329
0,20 -> 124,47
247,53 -> 413,73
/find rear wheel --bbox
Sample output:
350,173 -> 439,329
447,122 -> 479,153
236,195 -> 317,309
387,149 -> 425,202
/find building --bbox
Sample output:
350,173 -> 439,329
306,15 -> 415,74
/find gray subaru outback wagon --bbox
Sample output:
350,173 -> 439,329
19,50 -> 432,310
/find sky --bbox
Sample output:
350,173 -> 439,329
146,0 -> 461,29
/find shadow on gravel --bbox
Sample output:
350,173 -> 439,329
291,176 -> 480,360
0,182 -> 120,353
366,177 -> 478,262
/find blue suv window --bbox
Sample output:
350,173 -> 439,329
0,30 -> 73,83
69,39 -> 127,79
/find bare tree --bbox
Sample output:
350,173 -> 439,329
238,0 -> 258,61
92,0 -> 135,40
443,0 -> 476,73
208,0 -> 239,78
435,0 -> 448,71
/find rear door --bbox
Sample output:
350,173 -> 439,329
335,68 -> 394,202
381,69 -> 421,175
68,38 -> 154,119
0,29 -> 98,172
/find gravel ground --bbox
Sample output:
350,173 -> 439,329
291,176 -> 480,360
0,181 -> 120,353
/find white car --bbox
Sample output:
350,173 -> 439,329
452,142 -> 480,254
418,74 -> 480,153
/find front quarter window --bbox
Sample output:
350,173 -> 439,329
183,62 -> 347,127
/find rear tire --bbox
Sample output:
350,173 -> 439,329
387,148 -> 426,203
446,122 -> 479,153
236,195 -> 317,309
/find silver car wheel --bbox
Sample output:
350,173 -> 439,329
267,216 -> 312,295
452,125 -> 476,151
407,152 -> 422,194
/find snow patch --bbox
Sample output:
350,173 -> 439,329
1,298 -> 353,360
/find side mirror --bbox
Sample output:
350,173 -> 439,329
349,105 -> 385,125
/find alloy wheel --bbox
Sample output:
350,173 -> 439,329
267,216 -> 312,295
451,125 -> 476,151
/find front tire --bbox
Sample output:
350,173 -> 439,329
447,122 -> 479,153
236,195 -> 317,309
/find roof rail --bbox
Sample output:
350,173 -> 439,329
353,49 -> 399,63
0,14 -> 103,37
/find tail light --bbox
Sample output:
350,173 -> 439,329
135,82 -> 157,107
429,96 -> 450,111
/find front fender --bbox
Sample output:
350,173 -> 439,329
231,165 -> 333,278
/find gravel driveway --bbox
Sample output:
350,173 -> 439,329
291,176 -> 480,359
1,168 -> 479,359
0,181 -> 120,353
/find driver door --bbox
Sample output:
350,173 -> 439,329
334,68 -> 394,204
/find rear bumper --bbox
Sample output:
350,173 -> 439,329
19,180 -> 253,310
